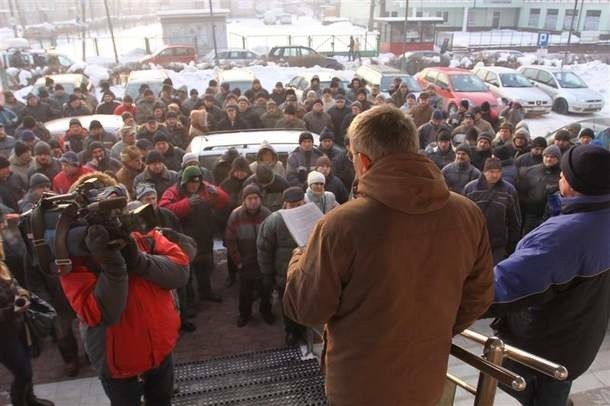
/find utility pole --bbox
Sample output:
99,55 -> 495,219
208,0 -> 219,67
566,0 -> 578,46
368,0 -> 376,31
7,0 -> 18,37
401,0 -> 409,56
13,0 -> 26,36
103,0 -> 119,64
80,0 -> 86,61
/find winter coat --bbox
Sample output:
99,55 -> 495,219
216,117 -> 249,131
0,173 -> 26,213
286,147 -> 324,189
64,128 -> 88,153
324,173 -> 349,204
515,152 -> 542,175
427,148 -> 456,170
52,166 -> 94,194
408,104 -> 434,128
63,103 -> 92,118
257,211 -> 298,289
95,101 -> 120,115
516,163 -> 560,219
327,105 -> 351,141
133,167 -> 178,198
159,146 -> 185,172
283,152 -> 493,406
238,108 -> 263,129
28,159 -> 61,183
261,110 -> 284,129
275,116 -> 306,130
83,132 -> 117,152
319,145 -> 353,191
166,123 -> 189,150
115,166 -> 141,198
303,111 -> 333,134
441,162 -> 481,195
473,119 -> 494,135
0,135 -> 16,159
0,107 -> 19,134
59,229 -> 190,379
305,189 -> 338,214
8,154 -> 33,188
340,114 -> 357,145
243,174 -> 289,213
21,102 -> 54,123
225,205 -> 271,278
85,156 -> 122,174
220,176 -> 249,213
499,107 -> 525,127
418,121 -> 451,149
135,99 -> 157,123
464,177 -> 521,251
471,149 -> 492,171
489,194 -> 610,380
500,158 -> 518,186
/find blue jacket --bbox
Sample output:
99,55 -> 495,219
490,194 -> 610,379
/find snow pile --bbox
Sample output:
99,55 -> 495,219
567,61 -> 610,113
84,64 -> 111,87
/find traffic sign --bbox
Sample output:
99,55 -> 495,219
537,32 -> 550,48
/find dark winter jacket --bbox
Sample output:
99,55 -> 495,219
324,172 -> 349,204
408,104 -> 434,128
427,148 -> 456,170
83,131 -> 117,152
238,108 -> 263,129
441,162 -> 480,195
286,147 -> 324,189
216,117 -> 249,131
516,163 -> 561,219
159,146 -> 185,172
464,177 -> 521,251
64,129 -> 88,153
418,121 -> 452,149
275,116 -> 306,130
257,210 -> 298,289
95,101 -> 120,115
489,194 -> 610,380
303,111 -> 333,134
471,149 -> 492,171
225,205 -> 271,278
0,135 -> 16,159
133,167 -> 178,198
319,145 -> 354,191
515,152 -> 542,175
243,174 -> 289,213
261,110 -> 284,129
20,102 -> 54,123
63,103 -> 92,118
27,159 -> 61,183
0,173 -> 26,213
327,105 -> 351,142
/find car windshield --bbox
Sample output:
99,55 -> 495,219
320,80 -> 349,89
499,73 -> 532,88
553,72 -> 587,89
226,81 -> 253,93
380,76 -> 422,92
125,81 -> 163,100
449,74 -> 489,92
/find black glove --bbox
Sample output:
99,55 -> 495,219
189,195 -> 203,207
120,234 -> 142,270
297,166 -> 308,183
85,225 -> 126,270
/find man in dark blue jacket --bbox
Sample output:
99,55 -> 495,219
489,144 -> 610,405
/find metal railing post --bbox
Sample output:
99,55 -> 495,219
473,337 -> 505,406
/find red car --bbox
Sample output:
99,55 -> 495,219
416,67 -> 501,115
140,45 -> 197,66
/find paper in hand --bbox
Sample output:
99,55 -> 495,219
278,202 -> 324,247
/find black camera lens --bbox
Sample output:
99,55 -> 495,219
15,297 -> 27,307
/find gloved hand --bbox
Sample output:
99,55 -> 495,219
189,194 -> 203,207
120,234 -> 141,270
297,166 -> 308,183
85,225 -> 126,270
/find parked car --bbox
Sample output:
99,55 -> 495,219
267,46 -> 343,70
396,51 -> 450,75
285,72 -> 349,100
0,45 -> 75,73
546,117 -> 610,150
139,45 -> 197,66
187,129 -> 321,171
216,69 -> 257,95
124,69 -> 170,100
201,48 -> 261,67
355,65 -> 421,97
517,65 -> 604,114
416,67 -> 501,115
472,66 -> 552,115
34,73 -> 92,96
44,114 -> 124,136
472,49 -> 524,68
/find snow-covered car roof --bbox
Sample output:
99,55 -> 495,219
44,114 -> 124,137
188,129 -> 320,154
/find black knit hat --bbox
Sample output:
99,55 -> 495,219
145,150 -> 164,164
319,127 -> 335,142
14,141 -> 31,157
89,120 -> 103,130
455,144 -> 472,159
231,156 -> 251,174
241,184 -> 262,200
153,132 -> 169,145
532,136 -> 548,149
554,130 -> 571,142
578,128 -> 595,139
437,130 -> 452,142
282,186 -> 305,203
493,145 -> 512,161
560,144 -> 610,196
29,173 -> 51,189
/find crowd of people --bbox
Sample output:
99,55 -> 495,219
0,71 -> 608,406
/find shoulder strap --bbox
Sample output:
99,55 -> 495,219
54,203 -> 79,275
29,200 -> 54,276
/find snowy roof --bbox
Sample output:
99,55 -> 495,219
374,17 -> 444,23
158,9 -> 230,18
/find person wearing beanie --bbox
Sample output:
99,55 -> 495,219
136,117 -> 167,144
566,122 -> 582,139
216,104 -> 249,131
464,157 -> 520,264
62,118 -> 88,154
83,120 -> 116,152
553,130 -> 572,154
236,95 -> 263,129
512,128 -> 531,158
488,144 -> 610,406
417,109 -> 451,150
159,163 -> 229,304
244,78 -> 269,103
52,151 -> 93,194
63,92 -> 92,117
304,170 -> 338,214
516,136 -> 547,173
327,96 -> 350,146
303,98 -> 333,135
0,154 -> 27,212
499,100 -> 525,128
317,128 -> 354,191
115,145 -> 144,197
286,132 -> 324,190
111,125 -> 137,160
0,123 -> 17,160
441,144 -> 481,194
220,156 -> 254,212
249,141 -> 286,178
407,91 -> 434,128
95,91 -> 120,115
225,183 -> 272,327
516,144 -> 562,234
153,132 -> 184,172
20,92 -> 53,123
447,99 -> 470,128
133,150 -> 178,198
578,128 -> 595,145
242,164 -> 289,212
339,101 -> 363,141
16,128 -> 38,147
426,130 -> 456,170
260,99 -> 284,129
84,141 -> 121,174
315,156 -> 348,204
471,133 -> 493,171
8,141 -> 33,188
28,141 -> 61,182
257,184 -> 307,345
275,103 -> 306,130
18,173 -> 52,212
492,145 -> 518,186
451,111 -> 476,138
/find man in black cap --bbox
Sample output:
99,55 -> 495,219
488,144 -> 610,406
20,93 -> 53,123
243,165 -> 290,212
271,81 -> 287,106
95,91 -> 120,115
327,95 -> 351,144
451,111 -> 477,137
52,151 -> 93,194
553,130 -> 572,155
137,116 -> 169,143
36,88 -> 62,119
0,156 -> 26,212
133,151 -> 178,197
63,93 -> 92,117
448,99 -> 470,128
418,109 -> 451,150
516,136 -> 547,174
0,124 -> 16,159
153,132 -> 184,172
28,142 -> 61,182
275,105 -> 305,130
83,120 -> 116,152
427,130 -> 456,170
318,127 -> 354,190
257,186 -> 307,345
578,128 -> 595,145
471,133 -> 493,171
84,142 -> 121,174
303,99 -> 333,134
441,144 -> 480,194
18,173 -> 51,212
286,132 -> 324,189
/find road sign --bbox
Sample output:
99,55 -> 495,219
537,32 -> 550,48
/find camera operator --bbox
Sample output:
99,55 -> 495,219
59,172 -> 192,405
0,208 -> 54,406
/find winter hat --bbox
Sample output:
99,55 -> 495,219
136,139 -> 153,152
241,184 -> 262,200
356,88 -> 367,96
532,136 -> 548,149
120,145 -> 142,163
231,156 -> 251,174
14,142 -> 31,157
469,106 -> 481,115
465,127 -> 479,144
145,150 -> 164,165
459,99 -> 470,109
282,186 -> 305,203
68,118 -> 82,127
554,130 -> 571,142
49,139 -> 61,150
313,98 -> 323,106
307,171 -> 326,186
181,165 -> 202,186
578,128 -> 595,140
406,93 -> 416,100
60,151 -> 80,166
20,130 -> 36,142
298,132 -> 314,144
181,152 -> 199,167
455,144 -> 472,159
89,120 -> 103,130
120,125 -> 137,138
560,144 -> 610,196
68,94 -> 80,103
29,173 -> 51,189
483,157 -> 503,172
542,145 -> 561,160
153,132 -> 169,145
0,156 -> 9,169
437,130 -> 452,142
493,145 -> 512,161
567,122 -> 581,134
515,121 -> 529,131
135,182 -> 157,200
256,164 -> 274,185
88,141 -> 104,154
319,127 -> 335,142
477,133 -> 492,144
316,156 -> 332,168
514,127 -> 530,140
499,122 -> 514,131
38,88 -> 49,98
432,110 -> 444,120
351,101 -> 363,110
34,141 -> 51,156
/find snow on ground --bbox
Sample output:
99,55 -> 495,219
450,29 -> 578,48
567,60 -> 610,114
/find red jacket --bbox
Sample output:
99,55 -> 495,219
113,104 -> 137,116
52,166 -> 94,194
60,229 -> 189,378
159,181 -> 229,219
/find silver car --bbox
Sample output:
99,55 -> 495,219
473,66 -> 552,115
517,65 -> 604,114
201,49 -> 261,68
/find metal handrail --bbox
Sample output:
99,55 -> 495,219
460,329 -> 569,381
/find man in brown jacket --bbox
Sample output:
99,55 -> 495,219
283,104 -> 494,406
408,91 -> 434,128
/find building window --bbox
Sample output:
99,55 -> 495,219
416,11 -> 423,17
544,9 -> 558,30
584,10 -> 601,31
436,11 -> 449,23
563,9 -> 577,30
528,8 -> 540,28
